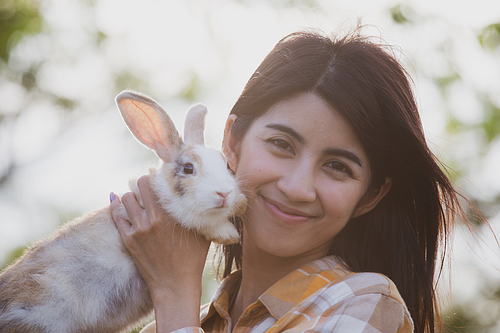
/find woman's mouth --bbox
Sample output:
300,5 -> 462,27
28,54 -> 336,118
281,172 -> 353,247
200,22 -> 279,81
262,196 -> 314,225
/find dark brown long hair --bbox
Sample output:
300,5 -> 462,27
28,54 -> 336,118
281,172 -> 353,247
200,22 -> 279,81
219,27 -> 468,333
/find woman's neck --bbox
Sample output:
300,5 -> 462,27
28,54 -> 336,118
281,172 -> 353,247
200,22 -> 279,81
229,243 -> 326,326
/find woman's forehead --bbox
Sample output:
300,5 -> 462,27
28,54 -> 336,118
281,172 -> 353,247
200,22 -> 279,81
258,94 -> 353,136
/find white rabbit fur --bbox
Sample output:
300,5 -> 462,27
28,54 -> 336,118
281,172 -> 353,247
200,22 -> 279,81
0,91 -> 247,333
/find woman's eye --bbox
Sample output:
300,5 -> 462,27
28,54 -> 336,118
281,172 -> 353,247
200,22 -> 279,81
269,139 -> 294,153
326,161 -> 352,175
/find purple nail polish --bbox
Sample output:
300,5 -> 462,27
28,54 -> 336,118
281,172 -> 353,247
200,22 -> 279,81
110,192 -> 115,202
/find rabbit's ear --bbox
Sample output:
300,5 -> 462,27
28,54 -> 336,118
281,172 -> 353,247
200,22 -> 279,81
116,91 -> 183,161
183,103 -> 207,146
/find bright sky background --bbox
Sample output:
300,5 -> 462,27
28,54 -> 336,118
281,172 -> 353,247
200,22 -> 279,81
1,0 -> 500,310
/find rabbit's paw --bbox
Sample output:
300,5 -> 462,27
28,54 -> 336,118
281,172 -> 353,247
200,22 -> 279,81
210,222 -> 240,245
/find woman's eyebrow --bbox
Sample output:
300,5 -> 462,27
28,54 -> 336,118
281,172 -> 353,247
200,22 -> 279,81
265,123 -> 305,144
324,148 -> 362,167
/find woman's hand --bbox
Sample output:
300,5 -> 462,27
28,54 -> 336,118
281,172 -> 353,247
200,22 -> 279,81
110,175 -> 211,332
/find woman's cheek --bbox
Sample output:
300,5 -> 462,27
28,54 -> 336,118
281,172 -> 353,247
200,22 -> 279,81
323,186 -> 363,220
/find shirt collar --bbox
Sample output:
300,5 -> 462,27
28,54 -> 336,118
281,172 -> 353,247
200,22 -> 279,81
258,255 -> 349,318
201,270 -> 242,322
202,256 -> 350,323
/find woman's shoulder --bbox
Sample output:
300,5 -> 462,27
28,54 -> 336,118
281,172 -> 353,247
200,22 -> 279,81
328,270 -> 404,301
259,255 -> 409,313
306,256 -> 408,307
263,256 -> 414,332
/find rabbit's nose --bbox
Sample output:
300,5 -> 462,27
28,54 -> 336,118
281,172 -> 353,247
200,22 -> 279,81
216,191 -> 231,207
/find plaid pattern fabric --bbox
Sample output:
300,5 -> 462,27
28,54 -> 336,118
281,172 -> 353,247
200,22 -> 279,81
140,256 -> 414,333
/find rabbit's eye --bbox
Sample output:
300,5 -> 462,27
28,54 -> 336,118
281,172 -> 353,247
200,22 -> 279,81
183,163 -> 194,174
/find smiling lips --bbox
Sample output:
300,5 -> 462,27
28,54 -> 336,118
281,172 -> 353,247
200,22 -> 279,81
263,196 -> 316,225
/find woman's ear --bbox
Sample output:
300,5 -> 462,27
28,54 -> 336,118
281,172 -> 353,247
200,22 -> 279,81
353,177 -> 393,218
222,114 -> 239,172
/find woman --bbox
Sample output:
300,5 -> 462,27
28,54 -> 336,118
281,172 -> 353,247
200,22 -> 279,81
110,28 -> 466,333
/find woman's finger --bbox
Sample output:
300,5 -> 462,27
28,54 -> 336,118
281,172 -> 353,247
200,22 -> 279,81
135,175 -> 164,227
121,191 -> 147,230
136,176 -> 156,208
109,192 -> 133,236
136,175 -> 153,200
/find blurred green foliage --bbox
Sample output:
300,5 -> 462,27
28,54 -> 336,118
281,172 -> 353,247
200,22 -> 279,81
0,0 -> 42,180
0,0 -> 42,62
481,97 -> 500,144
238,0 -> 319,8
390,4 -> 415,24
114,71 -> 150,94
479,23 -> 500,50
0,0 -> 42,118
0,245 -> 27,270
443,284 -> 500,332
179,71 -> 202,102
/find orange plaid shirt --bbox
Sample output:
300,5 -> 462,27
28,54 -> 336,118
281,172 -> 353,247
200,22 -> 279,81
141,256 -> 414,332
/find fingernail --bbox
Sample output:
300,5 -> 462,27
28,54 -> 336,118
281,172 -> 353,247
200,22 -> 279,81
110,192 -> 115,202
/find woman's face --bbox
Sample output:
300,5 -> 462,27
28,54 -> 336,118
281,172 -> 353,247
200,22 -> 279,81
225,93 -> 389,261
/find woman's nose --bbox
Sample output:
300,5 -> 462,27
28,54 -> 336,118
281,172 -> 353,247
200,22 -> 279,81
276,161 -> 316,203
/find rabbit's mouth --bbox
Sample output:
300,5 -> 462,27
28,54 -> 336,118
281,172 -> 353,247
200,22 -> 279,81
209,202 -> 231,212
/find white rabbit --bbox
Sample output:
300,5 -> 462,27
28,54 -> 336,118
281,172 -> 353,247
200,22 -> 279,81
0,91 -> 247,333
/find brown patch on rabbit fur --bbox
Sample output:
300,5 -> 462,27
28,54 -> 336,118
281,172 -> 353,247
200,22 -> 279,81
0,239 -> 57,309
0,242 -> 56,332
168,146 -> 204,197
